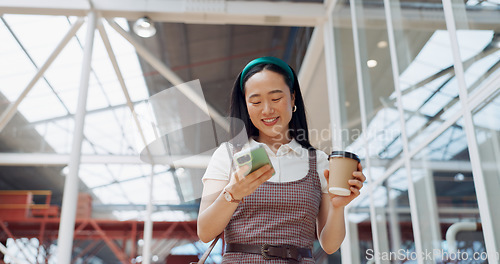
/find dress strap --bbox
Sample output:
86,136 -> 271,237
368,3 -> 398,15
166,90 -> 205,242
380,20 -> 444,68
308,149 -> 317,172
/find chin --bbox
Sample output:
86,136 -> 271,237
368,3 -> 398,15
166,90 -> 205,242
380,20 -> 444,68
263,131 -> 286,140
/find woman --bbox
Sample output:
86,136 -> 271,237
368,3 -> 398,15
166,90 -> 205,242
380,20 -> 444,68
197,57 -> 365,263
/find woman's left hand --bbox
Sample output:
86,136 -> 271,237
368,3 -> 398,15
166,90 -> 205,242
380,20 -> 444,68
323,162 -> 366,208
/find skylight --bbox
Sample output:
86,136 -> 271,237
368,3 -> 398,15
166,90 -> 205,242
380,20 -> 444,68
0,14 -> 188,221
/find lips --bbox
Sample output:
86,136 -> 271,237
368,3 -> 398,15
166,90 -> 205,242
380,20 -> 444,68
262,117 -> 279,126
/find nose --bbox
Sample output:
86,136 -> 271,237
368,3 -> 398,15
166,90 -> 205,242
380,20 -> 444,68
262,101 -> 274,115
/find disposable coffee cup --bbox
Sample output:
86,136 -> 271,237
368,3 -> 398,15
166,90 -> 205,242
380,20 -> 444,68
328,151 -> 360,196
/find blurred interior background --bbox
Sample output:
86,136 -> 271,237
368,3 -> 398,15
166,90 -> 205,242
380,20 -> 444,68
0,0 -> 499,263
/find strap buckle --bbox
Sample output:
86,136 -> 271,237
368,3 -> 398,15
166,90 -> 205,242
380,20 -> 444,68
261,244 -> 301,261
261,244 -> 273,260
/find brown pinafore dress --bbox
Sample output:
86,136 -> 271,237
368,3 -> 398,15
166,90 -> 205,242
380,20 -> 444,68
222,149 -> 322,263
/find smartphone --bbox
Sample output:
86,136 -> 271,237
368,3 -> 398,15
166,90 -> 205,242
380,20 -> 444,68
233,145 -> 274,176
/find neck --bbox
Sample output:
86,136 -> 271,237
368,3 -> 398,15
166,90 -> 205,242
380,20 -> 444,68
257,132 -> 293,153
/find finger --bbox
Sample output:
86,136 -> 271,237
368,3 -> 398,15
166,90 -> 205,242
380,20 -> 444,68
235,165 -> 250,181
357,162 -> 363,171
348,179 -> 363,189
245,167 -> 275,192
257,167 -> 275,184
350,186 -> 360,196
246,164 -> 273,181
353,171 -> 366,182
323,170 -> 329,183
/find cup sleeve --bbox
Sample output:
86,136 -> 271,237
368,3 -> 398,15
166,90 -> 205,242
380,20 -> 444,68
316,150 -> 330,193
202,142 -> 233,184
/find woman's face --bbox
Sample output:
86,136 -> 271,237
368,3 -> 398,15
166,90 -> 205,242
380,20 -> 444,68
244,69 -> 295,143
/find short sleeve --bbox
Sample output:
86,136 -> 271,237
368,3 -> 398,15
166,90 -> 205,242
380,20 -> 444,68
316,150 -> 329,193
202,143 -> 233,183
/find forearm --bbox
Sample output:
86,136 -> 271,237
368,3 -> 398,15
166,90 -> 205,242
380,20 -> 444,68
318,206 -> 346,254
197,192 -> 239,243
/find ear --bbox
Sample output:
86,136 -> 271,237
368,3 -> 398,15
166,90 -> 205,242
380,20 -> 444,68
291,92 -> 295,105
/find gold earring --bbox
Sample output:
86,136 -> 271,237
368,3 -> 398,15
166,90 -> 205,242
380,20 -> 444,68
292,105 -> 297,112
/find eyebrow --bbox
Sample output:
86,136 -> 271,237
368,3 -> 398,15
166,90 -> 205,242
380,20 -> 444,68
248,90 -> 284,99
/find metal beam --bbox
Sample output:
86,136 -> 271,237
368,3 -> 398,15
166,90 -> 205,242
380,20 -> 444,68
0,0 -> 323,27
143,166 -> 155,264
443,0 -> 500,260
0,153 -> 493,171
331,4 -> 500,30
370,159 -> 474,172
298,24 -> 324,99
96,18 -> 154,163
89,220 -> 128,263
28,99 -> 148,127
348,1 -> 384,262
105,18 -> 230,133
386,183 -> 401,251
0,0 -> 88,16
1,1 -> 499,28
71,240 -> 100,264
0,153 -> 211,167
92,203 -> 199,212
57,11 -> 97,264
350,206 -> 480,214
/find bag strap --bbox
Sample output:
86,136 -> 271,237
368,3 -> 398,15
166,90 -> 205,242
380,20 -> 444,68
197,233 -> 222,264
195,142 -> 235,263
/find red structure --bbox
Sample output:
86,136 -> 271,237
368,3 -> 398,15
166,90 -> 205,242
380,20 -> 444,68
0,191 -> 200,263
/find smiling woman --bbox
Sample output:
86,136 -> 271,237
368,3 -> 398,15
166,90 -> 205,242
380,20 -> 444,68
244,70 -> 295,151
230,57 -> 313,153
197,56 -> 366,263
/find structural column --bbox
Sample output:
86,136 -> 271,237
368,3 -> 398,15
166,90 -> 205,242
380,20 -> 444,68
414,169 -> 441,256
56,11 -> 97,264
383,0 -> 426,262
342,219 -> 361,264
443,0 -> 500,261
386,183 -> 402,252
142,165 -> 155,264
346,0 -> 381,262
374,208 -> 390,264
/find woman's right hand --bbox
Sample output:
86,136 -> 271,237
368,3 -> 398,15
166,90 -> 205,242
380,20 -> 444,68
197,161 -> 274,242
225,164 -> 275,200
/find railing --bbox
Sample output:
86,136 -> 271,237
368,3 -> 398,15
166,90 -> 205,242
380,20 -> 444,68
0,190 -> 59,220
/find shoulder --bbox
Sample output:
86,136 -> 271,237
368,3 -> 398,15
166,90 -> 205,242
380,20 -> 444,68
203,142 -> 234,182
302,147 -> 328,164
208,142 -> 236,166
213,141 -> 233,155
313,148 -> 329,193
314,149 -> 329,171
315,149 -> 329,161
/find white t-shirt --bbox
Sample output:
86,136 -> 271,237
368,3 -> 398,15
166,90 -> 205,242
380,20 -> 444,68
202,138 -> 329,193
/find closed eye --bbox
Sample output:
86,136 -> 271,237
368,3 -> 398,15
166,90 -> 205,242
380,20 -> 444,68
272,97 -> 283,102
250,102 -> 261,105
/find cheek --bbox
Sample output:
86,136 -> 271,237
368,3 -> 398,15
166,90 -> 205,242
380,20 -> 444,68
246,106 -> 259,120
279,101 -> 293,113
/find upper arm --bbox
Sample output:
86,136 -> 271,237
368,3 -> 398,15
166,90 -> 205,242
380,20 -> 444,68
202,143 -> 233,182
199,143 -> 234,214
199,179 -> 228,215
